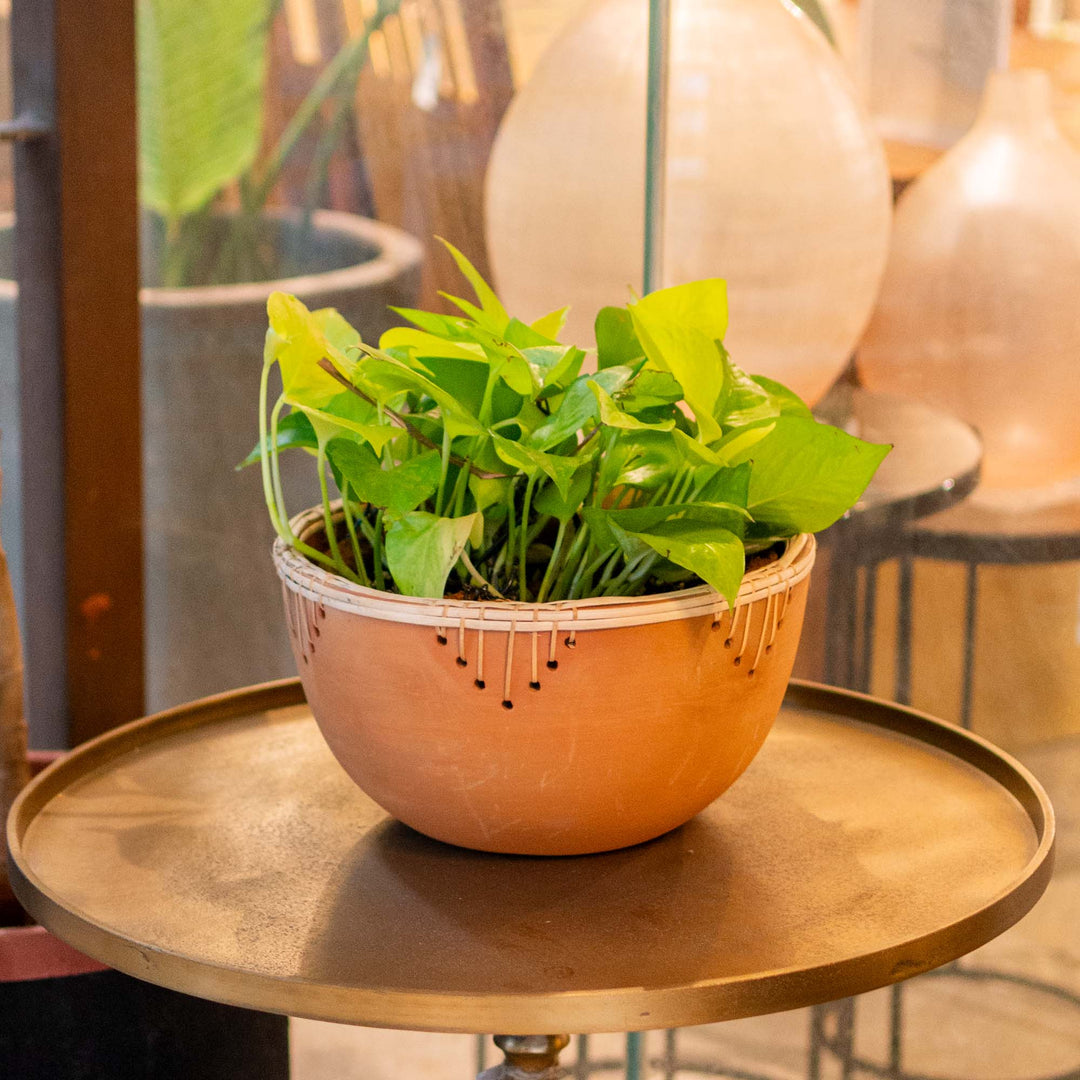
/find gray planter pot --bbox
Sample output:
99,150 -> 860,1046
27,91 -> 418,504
0,211 -> 423,716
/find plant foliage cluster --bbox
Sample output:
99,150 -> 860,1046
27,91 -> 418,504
250,241 -> 889,605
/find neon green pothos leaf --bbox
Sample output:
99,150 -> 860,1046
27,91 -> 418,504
328,441 -> 440,513
491,434 -> 578,499
595,305 -> 644,369
266,293 -> 357,408
435,237 -> 510,333
589,380 -> 675,432
530,306 -> 569,339
726,415 -> 891,534
238,409 -> 317,468
378,327 -> 486,363
628,281 -> 730,442
622,522 -> 745,606
384,511 -> 480,598
288,398 -> 398,456
529,366 -> 635,450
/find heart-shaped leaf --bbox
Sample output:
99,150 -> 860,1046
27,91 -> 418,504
385,511 -> 480,597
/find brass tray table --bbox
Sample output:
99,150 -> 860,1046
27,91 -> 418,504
7,680 -> 1054,1078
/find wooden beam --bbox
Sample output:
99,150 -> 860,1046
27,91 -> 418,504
55,0 -> 144,742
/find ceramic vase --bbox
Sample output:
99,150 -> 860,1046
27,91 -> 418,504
484,0 -> 892,405
859,69 -> 1080,501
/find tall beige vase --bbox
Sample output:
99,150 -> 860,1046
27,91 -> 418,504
859,69 -> 1080,502
484,0 -> 892,405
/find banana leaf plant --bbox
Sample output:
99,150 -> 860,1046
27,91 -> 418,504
246,241 -> 889,605
138,0 -> 399,286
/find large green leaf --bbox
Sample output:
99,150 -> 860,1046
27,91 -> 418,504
138,0 -> 271,218
354,349 -> 485,437
384,512 -> 480,597
436,238 -> 510,332
726,416 -> 891,534
529,367 -> 635,450
609,431 -> 680,489
379,327 -> 486,363
589,380 -> 675,432
289,401 -> 399,457
595,306 -> 644,369
534,465 -> 593,523
266,293 -> 358,408
491,434 -> 578,499
328,442 -> 440,513
584,502 -> 751,552
623,523 -> 745,605
628,281 -> 730,442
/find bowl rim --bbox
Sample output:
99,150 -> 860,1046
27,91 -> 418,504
273,505 -> 816,633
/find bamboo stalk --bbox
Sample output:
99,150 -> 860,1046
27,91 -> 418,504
0,450 -> 31,908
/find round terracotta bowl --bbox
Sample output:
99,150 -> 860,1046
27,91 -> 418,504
274,509 -> 816,856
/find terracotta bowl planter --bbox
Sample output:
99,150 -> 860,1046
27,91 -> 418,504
274,508 -> 816,856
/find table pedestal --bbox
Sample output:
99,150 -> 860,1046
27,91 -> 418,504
479,1036 -> 570,1080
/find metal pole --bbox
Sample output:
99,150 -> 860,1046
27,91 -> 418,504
10,0 -> 66,746
642,0 -> 670,295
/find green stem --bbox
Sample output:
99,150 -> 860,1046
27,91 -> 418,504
435,426 -> 453,516
518,473 -> 539,601
675,468 -> 695,503
569,547 -> 610,601
502,481 -> 517,591
258,362 -> 286,541
358,513 -> 378,548
373,508 -> 385,591
458,548 -> 506,600
317,444 -> 348,577
604,552 -> 649,595
550,522 -> 589,600
450,457 -> 471,518
597,547 -> 624,590
269,395 -> 292,539
342,497 -> 369,586
662,465 -> 688,506
536,519 -> 568,604
479,367 -> 500,427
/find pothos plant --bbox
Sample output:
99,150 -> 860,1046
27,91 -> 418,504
247,241 -> 889,606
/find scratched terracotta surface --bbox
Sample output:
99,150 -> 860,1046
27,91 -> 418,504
282,565 -> 811,855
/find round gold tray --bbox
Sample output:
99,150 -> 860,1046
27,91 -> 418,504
8,680 -> 1053,1034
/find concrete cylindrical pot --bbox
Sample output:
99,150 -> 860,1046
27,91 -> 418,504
275,508 -> 815,856
141,212 -> 422,711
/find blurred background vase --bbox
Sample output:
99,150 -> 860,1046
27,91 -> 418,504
484,0 -> 892,405
859,68 -> 1080,502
